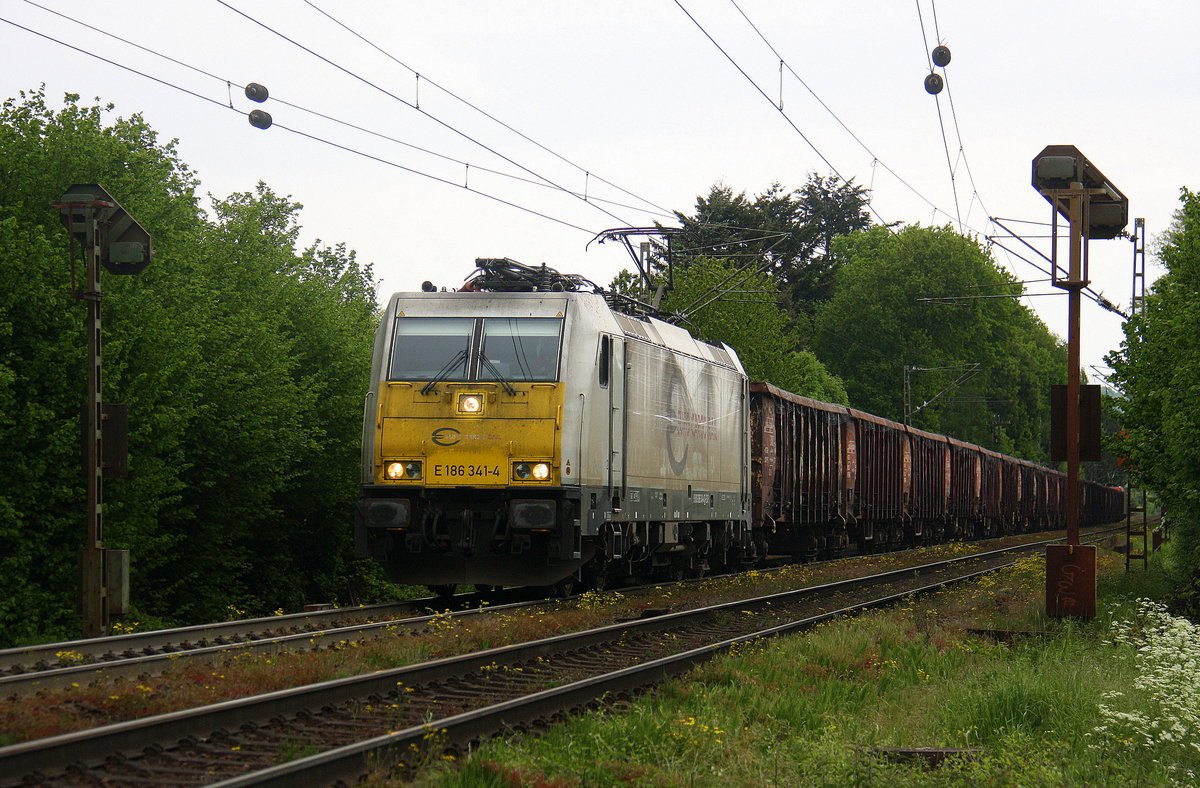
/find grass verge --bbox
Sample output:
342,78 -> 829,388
408,540 -> 1195,787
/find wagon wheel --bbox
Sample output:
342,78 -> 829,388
426,584 -> 457,599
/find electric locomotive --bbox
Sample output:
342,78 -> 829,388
356,260 -> 752,594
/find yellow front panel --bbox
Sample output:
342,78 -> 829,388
375,382 -> 563,486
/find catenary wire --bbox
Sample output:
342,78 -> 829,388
15,0 -> 666,219
929,0 -> 995,237
671,0 -> 895,232
0,16 -> 599,236
727,0 -> 956,230
213,0 -> 633,227
302,0 -> 672,218
915,0 -> 962,233
17,0 -> 671,220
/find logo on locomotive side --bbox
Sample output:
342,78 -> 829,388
664,360 -> 690,476
431,427 -> 461,446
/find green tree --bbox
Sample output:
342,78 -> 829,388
1107,187 -> 1200,612
0,90 -> 381,644
812,225 -> 1064,458
665,174 -> 872,311
0,88 -> 205,643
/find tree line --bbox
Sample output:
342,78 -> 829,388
1108,188 -> 1200,615
0,90 -> 386,646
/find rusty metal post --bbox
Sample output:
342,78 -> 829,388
75,202 -> 109,638
1043,182 -> 1095,617
1063,185 -> 1084,547
55,185 -> 151,638
1033,147 -> 1126,620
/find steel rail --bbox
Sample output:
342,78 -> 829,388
0,532 -> 1115,784
2,522 -> 1119,674
0,594 -> 549,698
207,562 -> 1020,787
0,593 -> 479,671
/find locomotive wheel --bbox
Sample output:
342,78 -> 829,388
582,561 -> 609,592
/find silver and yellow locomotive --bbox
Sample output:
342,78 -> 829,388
356,261 -> 752,594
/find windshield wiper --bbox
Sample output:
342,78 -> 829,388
421,349 -> 467,394
478,353 -> 517,396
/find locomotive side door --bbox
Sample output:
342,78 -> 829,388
603,334 -> 626,503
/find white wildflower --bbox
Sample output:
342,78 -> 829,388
1091,599 -> 1200,784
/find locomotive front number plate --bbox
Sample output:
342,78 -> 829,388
431,463 -> 502,480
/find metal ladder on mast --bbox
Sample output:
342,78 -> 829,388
1125,219 -> 1149,571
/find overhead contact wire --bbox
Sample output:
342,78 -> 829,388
9,2 -> 657,218
0,16 -> 597,236
915,0 -> 962,232
303,0 -> 672,217
214,0 -> 633,227
729,0 -> 951,225
672,0 -> 892,232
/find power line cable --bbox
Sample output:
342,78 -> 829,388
714,0 -> 998,241
729,0 -> 955,228
928,0 -> 995,237
915,0 -> 962,233
14,0 -> 667,218
302,0 -> 672,218
213,0 -> 633,227
14,0 -> 668,218
273,123 -> 597,234
672,0 -> 895,232
0,15 -> 598,236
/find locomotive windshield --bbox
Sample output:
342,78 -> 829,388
388,316 -> 562,382
480,317 -> 561,382
389,317 -> 472,380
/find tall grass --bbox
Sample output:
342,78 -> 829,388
408,543 -> 1194,787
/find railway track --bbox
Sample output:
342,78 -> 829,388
0,526 -> 1117,699
0,531 -> 1118,787
0,589 -> 548,698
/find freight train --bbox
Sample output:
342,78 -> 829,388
356,260 -> 1124,595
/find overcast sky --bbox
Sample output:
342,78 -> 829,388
4,1 -> 1195,377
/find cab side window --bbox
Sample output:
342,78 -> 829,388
599,335 -> 610,388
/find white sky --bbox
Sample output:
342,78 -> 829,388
4,0 -> 1195,378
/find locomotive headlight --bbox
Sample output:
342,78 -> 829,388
457,394 -> 484,414
384,461 -> 422,480
513,462 -> 551,481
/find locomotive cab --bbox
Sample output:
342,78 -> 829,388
357,292 -> 581,589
